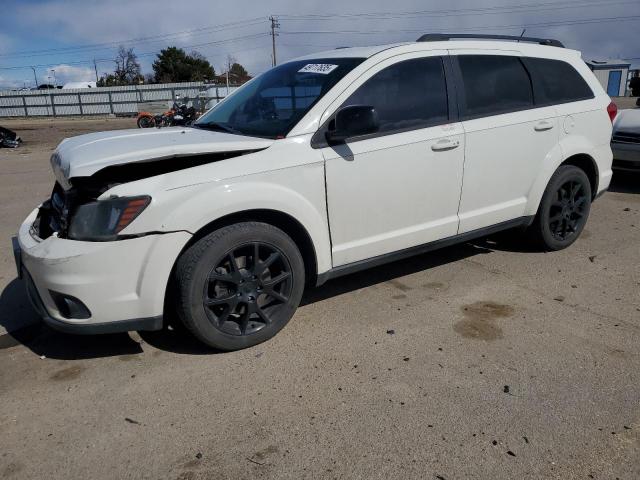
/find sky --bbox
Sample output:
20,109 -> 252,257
0,0 -> 638,89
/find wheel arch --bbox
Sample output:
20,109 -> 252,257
559,153 -> 599,199
174,209 -> 320,287
526,145 -> 600,217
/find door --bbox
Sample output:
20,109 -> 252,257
607,70 -> 622,97
320,54 -> 465,266
452,53 -> 559,233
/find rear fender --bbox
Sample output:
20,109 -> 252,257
525,135 -> 602,217
524,142 -> 566,217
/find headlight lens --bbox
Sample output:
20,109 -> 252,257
67,196 -> 151,241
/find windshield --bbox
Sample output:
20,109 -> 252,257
195,58 -> 365,139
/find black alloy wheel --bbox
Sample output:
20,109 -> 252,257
529,165 -> 592,251
204,242 -> 293,336
547,179 -> 589,241
175,222 -> 305,351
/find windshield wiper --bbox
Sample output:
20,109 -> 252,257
194,122 -> 243,135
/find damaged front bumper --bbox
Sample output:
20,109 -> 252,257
15,207 -> 191,334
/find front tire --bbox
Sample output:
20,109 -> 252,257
137,115 -> 155,128
174,222 -> 305,351
529,165 -> 592,250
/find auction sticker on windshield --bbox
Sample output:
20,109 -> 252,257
298,64 -> 339,75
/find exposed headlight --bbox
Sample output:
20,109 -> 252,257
67,196 -> 151,241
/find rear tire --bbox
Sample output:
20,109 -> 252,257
174,222 -> 305,351
529,165 -> 592,250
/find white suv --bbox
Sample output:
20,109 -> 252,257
14,34 -> 615,351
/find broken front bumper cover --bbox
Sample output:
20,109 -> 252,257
15,207 -> 191,334
20,264 -> 162,334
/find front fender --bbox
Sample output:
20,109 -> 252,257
123,163 -> 333,275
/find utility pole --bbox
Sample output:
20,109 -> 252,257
93,59 -> 99,83
269,15 -> 280,67
224,56 -> 231,95
30,66 -> 38,89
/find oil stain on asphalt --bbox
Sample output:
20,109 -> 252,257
387,279 -> 413,292
49,365 -> 85,381
422,281 -> 448,290
453,301 -> 515,341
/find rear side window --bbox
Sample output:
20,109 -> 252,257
343,56 -> 448,134
457,55 -> 533,118
522,57 -> 594,105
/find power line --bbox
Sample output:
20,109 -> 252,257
276,0 -> 634,20
3,0 -> 630,60
0,33 -> 269,71
0,17 -> 268,59
280,15 -> 640,36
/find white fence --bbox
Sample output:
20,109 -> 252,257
0,82 -> 240,118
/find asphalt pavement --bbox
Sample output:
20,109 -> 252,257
0,118 -> 638,479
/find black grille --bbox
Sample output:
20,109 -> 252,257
612,131 -> 640,144
34,183 -> 71,239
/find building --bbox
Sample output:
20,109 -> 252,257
586,59 -> 631,97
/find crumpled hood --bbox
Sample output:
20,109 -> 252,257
613,109 -> 640,134
51,126 -> 274,188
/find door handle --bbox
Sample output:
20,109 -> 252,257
534,121 -> 554,132
431,139 -> 460,152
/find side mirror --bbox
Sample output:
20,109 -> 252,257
326,105 -> 379,144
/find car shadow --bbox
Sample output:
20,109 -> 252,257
300,242 -> 493,305
1,235 -> 533,360
0,278 -> 143,359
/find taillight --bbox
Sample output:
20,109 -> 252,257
607,101 -> 618,123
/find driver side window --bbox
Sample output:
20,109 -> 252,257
342,56 -> 449,135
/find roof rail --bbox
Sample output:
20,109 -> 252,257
416,33 -> 564,48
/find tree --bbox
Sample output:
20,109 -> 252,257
97,73 -> 119,87
114,46 -> 142,85
217,55 -> 251,84
152,47 -> 215,83
229,62 -> 251,83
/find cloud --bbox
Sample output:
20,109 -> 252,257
0,33 -> 13,55
0,75 -> 23,90
44,65 -> 95,86
3,0 -> 639,83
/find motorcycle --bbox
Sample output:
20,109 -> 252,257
137,96 -> 198,128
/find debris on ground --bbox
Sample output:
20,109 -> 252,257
0,126 -> 22,148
